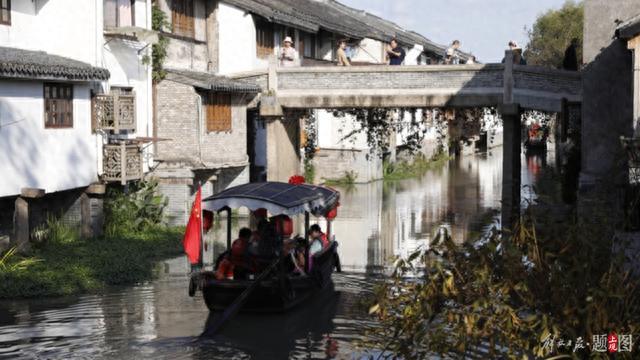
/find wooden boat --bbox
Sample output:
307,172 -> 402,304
524,123 -> 547,152
192,181 -> 341,313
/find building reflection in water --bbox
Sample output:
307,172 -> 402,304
205,147 -> 547,274
327,147 -> 528,273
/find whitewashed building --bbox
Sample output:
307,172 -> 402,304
210,0 -> 468,183
0,0 -> 155,248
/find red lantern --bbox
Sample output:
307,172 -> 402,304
202,210 -> 214,232
288,175 -> 305,185
325,206 -> 338,220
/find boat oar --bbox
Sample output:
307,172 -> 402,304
200,256 -> 281,337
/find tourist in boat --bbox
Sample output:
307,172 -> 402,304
230,227 -> 253,278
283,236 -> 307,275
214,227 -> 253,280
308,224 -> 328,255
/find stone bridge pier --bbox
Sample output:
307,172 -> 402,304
235,51 -> 582,231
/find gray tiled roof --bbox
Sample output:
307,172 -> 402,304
0,46 -> 110,81
617,13 -> 640,39
224,0 -> 319,33
222,0 -> 471,60
164,68 -> 262,93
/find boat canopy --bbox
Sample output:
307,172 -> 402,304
202,182 -> 340,216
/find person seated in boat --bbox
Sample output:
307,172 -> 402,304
308,224 -> 329,256
214,227 -> 253,280
283,236 -> 307,275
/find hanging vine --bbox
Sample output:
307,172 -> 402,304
329,107 -> 503,157
142,5 -> 170,82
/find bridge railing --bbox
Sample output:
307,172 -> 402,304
229,53 -> 581,112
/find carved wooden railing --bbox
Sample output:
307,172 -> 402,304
93,94 -> 136,132
103,143 -> 143,184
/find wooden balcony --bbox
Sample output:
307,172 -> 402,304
103,143 -> 143,184
93,93 -> 136,132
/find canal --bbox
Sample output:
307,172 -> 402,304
0,147 -> 548,359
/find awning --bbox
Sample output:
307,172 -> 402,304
104,26 -> 159,44
164,68 -> 262,93
0,46 -> 110,81
203,182 -> 340,216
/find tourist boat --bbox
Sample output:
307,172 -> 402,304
192,181 -> 341,313
524,123 -> 548,152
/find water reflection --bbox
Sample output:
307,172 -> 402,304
327,147 -> 507,272
0,149 -> 552,359
0,273 -> 376,359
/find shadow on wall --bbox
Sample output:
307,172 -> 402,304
0,96 -> 95,238
0,99 -> 41,191
580,39 -> 633,190
0,98 -> 95,195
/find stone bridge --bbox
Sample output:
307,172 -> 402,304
231,51 -> 582,229
233,58 -> 581,114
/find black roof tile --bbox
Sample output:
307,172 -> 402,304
164,68 -> 262,93
0,46 -> 110,81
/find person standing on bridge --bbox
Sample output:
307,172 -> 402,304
444,40 -> 461,64
336,39 -> 351,66
502,41 -> 527,65
386,38 -> 405,65
279,36 -> 299,67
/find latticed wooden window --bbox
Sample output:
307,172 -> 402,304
256,18 -> 274,58
44,83 -> 73,128
0,0 -> 10,25
172,0 -> 194,38
204,93 -> 232,132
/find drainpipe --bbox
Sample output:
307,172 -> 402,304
195,93 -> 204,166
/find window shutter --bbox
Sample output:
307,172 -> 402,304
0,0 -> 11,25
117,0 -> 132,27
205,93 -> 231,132
172,0 -> 194,38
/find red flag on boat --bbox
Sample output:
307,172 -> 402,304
183,187 -> 202,265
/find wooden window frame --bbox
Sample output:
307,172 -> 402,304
255,17 -> 274,59
171,0 -> 195,39
203,92 -> 232,133
103,0 -> 136,29
0,0 -> 10,26
300,31 -> 316,59
44,83 -> 74,129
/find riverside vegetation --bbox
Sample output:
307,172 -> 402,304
366,168 -> 640,359
0,180 -> 183,299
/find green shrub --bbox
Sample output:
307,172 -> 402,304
383,152 -> 450,181
0,185 -> 181,299
0,224 -> 183,298
105,179 -> 168,236
367,210 -> 640,359
324,170 -> 358,186
304,158 -> 316,184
